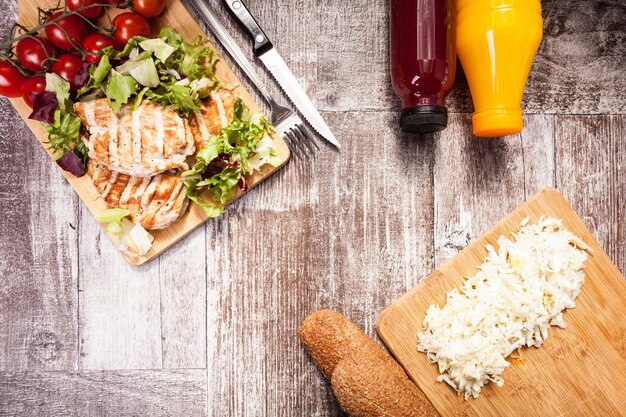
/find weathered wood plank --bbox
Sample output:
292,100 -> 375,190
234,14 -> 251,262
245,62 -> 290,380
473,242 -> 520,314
205,110 -> 435,417
159,227 -> 207,369
316,0 -> 390,113
0,369 -> 206,416
433,114 -> 556,267
0,99 -> 79,372
556,115 -> 625,273
314,0 -> 626,114
77,211 -> 162,370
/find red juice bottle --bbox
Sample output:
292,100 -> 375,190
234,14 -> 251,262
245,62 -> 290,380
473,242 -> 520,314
390,0 -> 456,133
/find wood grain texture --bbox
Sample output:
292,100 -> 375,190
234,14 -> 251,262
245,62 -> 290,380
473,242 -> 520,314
0,0 -> 625,416
377,189 -> 626,417
159,227 -> 207,369
556,115 -> 626,276
77,209 -> 162,370
433,114 -> 556,267
0,99 -> 79,372
79,205 -> 206,371
0,369 -> 206,416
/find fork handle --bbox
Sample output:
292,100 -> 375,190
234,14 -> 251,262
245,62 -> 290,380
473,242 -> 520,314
222,0 -> 273,56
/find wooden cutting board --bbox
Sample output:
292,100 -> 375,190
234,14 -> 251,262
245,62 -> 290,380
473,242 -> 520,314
376,188 -> 626,417
10,0 -> 290,265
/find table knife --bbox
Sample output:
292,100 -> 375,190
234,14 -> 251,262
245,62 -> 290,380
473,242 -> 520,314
222,0 -> 340,148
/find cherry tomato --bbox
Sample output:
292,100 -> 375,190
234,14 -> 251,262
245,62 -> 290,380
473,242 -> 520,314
112,12 -> 151,46
53,54 -> 83,91
20,76 -> 47,107
133,0 -> 166,18
45,11 -> 91,51
15,36 -> 56,72
0,60 -> 26,98
66,0 -> 103,20
82,33 -> 121,63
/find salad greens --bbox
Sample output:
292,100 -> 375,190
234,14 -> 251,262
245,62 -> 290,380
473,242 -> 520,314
45,109 -> 84,157
45,73 -> 70,109
78,27 -> 221,117
104,72 -> 139,112
29,74 -> 87,171
183,98 -> 281,217
96,208 -> 131,235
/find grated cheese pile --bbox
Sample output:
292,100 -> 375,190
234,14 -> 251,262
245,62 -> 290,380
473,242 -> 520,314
417,217 -> 589,400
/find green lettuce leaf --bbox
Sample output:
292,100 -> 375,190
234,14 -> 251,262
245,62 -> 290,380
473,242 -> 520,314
183,98 -> 276,217
185,190 -> 225,219
139,38 -> 176,63
158,27 -> 183,49
79,29 -> 220,118
144,82 -> 199,116
95,208 -> 131,224
45,73 -> 70,110
102,36 -> 146,60
96,208 -> 132,236
77,55 -> 112,97
117,57 -> 160,88
168,36 -> 220,86
247,135 -> 282,171
44,109 -> 83,158
133,86 -> 149,109
105,73 -> 139,112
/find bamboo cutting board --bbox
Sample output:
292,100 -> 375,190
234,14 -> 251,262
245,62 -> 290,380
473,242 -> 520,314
376,188 -> 626,417
10,0 -> 290,265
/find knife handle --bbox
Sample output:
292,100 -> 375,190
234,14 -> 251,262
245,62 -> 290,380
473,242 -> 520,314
222,0 -> 273,56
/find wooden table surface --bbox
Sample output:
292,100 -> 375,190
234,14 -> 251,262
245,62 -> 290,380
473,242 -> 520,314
0,0 -> 624,416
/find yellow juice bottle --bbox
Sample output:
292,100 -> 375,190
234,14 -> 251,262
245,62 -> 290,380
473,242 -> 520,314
456,0 -> 543,137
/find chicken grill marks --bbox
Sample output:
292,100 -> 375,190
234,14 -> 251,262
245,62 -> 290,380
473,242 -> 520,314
189,89 -> 237,151
79,93 -> 240,230
88,159 -> 189,230
75,99 -> 196,177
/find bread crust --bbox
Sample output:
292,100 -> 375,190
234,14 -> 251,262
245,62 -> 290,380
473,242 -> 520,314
332,355 -> 439,417
299,309 -> 439,417
299,309 -> 384,379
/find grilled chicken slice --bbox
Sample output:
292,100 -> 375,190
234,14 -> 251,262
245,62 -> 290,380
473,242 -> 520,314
75,99 -> 196,177
189,89 -> 237,151
88,159 -> 189,230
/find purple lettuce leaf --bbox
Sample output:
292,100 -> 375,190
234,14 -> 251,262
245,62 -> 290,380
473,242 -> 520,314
28,92 -> 58,124
74,62 -> 92,90
56,151 -> 86,177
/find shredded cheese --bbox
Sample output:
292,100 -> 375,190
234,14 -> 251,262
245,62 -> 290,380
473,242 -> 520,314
417,217 -> 589,399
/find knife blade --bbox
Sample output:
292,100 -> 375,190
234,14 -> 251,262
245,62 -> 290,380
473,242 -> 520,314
222,0 -> 340,148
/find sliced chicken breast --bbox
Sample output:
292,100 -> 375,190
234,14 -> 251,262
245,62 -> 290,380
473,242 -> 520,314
189,89 -> 237,151
75,99 -> 196,177
88,159 -> 189,230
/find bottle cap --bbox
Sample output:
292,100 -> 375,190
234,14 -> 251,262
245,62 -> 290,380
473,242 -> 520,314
400,106 -> 448,134
472,108 -> 523,137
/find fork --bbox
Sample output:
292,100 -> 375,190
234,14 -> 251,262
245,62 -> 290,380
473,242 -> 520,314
184,0 -> 318,159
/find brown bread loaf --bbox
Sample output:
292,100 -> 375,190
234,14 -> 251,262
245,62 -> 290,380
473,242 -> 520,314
331,354 -> 439,417
299,309 -> 439,417
299,309 -> 386,379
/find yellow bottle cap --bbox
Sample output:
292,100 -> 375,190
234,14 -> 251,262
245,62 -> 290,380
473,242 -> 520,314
472,108 -> 523,137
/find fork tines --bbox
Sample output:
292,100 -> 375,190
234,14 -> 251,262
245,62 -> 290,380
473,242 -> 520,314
275,113 -> 319,160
